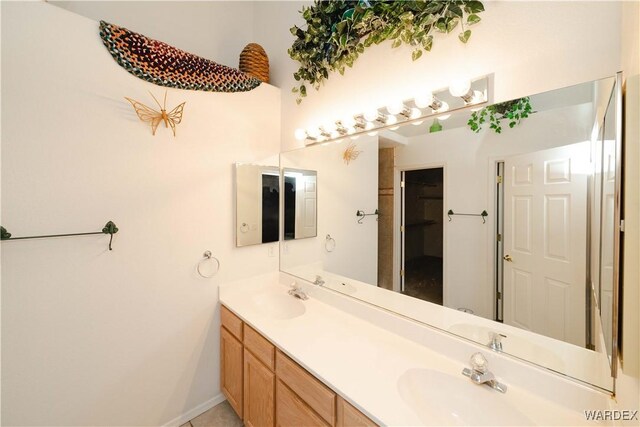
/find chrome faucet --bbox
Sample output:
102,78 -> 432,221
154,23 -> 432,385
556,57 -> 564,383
313,275 -> 325,286
288,282 -> 308,300
462,352 -> 507,393
488,332 -> 506,352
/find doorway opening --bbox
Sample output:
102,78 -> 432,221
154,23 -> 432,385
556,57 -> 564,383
401,167 -> 444,305
261,173 -> 279,243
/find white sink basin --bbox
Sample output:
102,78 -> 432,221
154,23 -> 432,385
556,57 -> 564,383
250,291 -> 306,320
397,368 -> 532,426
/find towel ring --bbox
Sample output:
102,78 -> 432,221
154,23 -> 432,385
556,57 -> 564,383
197,250 -> 220,278
325,234 -> 336,252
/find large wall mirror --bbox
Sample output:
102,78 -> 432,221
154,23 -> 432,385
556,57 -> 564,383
280,74 -> 623,392
235,163 -> 280,247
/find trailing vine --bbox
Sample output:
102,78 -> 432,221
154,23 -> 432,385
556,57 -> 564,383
289,0 -> 485,103
467,97 -> 533,134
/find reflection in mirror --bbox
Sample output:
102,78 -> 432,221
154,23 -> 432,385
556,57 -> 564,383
280,76 -> 621,392
283,168 -> 318,240
235,163 -> 280,247
592,79 -> 619,362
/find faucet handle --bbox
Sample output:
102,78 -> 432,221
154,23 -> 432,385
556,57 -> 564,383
290,281 -> 301,290
488,332 -> 506,351
470,352 -> 489,373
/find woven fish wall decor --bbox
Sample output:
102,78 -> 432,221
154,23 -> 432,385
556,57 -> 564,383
99,21 -> 261,93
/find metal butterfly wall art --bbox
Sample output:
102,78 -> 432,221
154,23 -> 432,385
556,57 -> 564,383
125,91 -> 185,136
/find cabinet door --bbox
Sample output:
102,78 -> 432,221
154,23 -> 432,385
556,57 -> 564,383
336,396 -> 377,427
244,349 -> 275,427
221,327 -> 243,418
276,380 -> 328,427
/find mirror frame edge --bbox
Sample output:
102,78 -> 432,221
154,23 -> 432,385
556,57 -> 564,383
611,71 -> 624,383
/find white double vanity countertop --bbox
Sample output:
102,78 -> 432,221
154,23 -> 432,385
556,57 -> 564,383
220,272 -> 612,426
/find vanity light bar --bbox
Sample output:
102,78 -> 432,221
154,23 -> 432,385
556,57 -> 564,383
294,76 -> 489,144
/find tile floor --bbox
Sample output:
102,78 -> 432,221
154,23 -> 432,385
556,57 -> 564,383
180,401 -> 243,427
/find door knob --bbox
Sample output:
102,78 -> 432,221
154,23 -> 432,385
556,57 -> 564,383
503,254 -> 513,262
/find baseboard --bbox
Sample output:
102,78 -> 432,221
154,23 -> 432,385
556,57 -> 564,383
162,393 -> 227,427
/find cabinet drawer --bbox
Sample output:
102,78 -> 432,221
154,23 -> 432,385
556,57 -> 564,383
276,380 -> 328,427
276,350 -> 335,426
336,396 -> 377,427
244,325 -> 275,370
221,305 -> 243,340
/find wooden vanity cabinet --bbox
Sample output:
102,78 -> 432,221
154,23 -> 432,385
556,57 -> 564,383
220,325 -> 243,418
275,350 -> 336,426
276,379 -> 329,427
220,304 -> 378,427
336,396 -> 377,427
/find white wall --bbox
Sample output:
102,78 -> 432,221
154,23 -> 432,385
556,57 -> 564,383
252,1 -> 310,89
51,0 -> 256,69
395,104 -> 592,319
1,3 -> 280,426
281,136 -> 379,285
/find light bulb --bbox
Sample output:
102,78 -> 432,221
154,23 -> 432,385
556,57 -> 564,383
411,120 -> 424,126
438,114 -> 451,121
350,135 -> 360,140
449,78 -> 472,97
323,121 -> 337,133
363,108 -> 380,122
341,115 -> 356,128
294,128 -> 307,141
409,108 -> 421,120
414,93 -> 434,109
346,126 -> 356,135
386,100 -> 405,115
307,127 -> 320,138
365,121 -> 378,136
386,115 -> 398,126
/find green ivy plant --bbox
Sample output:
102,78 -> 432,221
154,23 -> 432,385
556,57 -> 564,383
289,0 -> 485,103
467,97 -> 533,134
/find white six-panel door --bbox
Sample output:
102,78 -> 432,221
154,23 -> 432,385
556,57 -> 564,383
295,174 -> 317,238
503,142 -> 589,346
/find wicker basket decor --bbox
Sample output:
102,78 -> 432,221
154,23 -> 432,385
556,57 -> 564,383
239,43 -> 269,83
